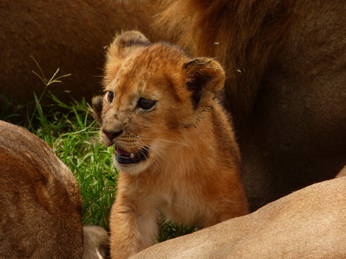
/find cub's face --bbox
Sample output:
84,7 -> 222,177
96,31 -> 224,175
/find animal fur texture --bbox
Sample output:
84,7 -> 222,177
133,176 -> 346,259
95,31 -> 248,258
154,0 -> 346,210
0,0 -> 163,106
0,120 -> 83,258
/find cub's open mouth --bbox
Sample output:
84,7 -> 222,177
115,146 -> 149,164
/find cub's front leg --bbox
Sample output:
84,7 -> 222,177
109,193 -> 158,259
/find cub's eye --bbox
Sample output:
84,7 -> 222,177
137,98 -> 156,111
106,91 -> 114,103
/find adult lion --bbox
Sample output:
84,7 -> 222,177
154,0 -> 346,210
133,176 -> 346,259
0,0 -> 163,106
0,120 -> 111,258
0,120 -> 83,258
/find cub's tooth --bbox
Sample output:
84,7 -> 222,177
130,153 -> 134,159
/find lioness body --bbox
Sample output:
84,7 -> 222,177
97,31 -> 248,258
133,176 -> 346,259
0,0 -> 163,106
0,121 -> 83,258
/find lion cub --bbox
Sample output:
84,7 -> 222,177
94,31 -> 248,258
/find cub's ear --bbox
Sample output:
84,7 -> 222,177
91,95 -> 104,125
184,58 -> 225,109
104,30 -> 150,85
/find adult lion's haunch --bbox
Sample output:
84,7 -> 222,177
155,0 -> 346,210
0,121 -> 83,258
94,31 -> 248,258
133,176 -> 346,259
0,0 -> 162,106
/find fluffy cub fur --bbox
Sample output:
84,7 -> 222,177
94,30 -> 248,258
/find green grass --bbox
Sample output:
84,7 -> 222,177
26,94 -> 116,229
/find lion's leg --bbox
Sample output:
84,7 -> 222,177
137,208 -> 159,251
109,197 -> 158,259
109,200 -> 139,259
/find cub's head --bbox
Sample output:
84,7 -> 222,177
93,31 -> 225,175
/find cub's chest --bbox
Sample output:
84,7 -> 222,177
141,183 -> 209,226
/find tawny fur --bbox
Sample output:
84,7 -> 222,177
0,0 -> 164,106
83,225 -> 110,259
336,165 -> 346,178
133,176 -> 346,259
154,0 -> 346,210
95,31 -> 248,258
0,120 -> 83,258
3,1 -> 345,212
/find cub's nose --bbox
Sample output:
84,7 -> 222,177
102,129 -> 123,141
